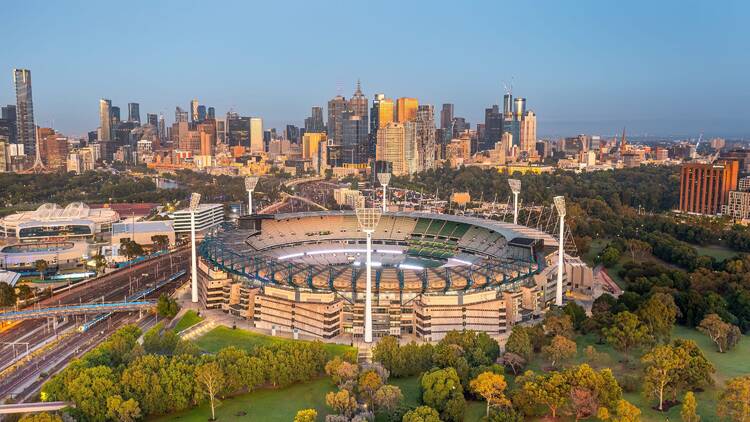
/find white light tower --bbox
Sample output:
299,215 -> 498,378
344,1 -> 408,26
189,193 -> 201,303
508,179 -> 521,224
355,207 -> 383,343
377,173 -> 391,213
553,196 -> 566,306
244,176 -> 259,215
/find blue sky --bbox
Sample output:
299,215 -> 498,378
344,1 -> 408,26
1,0 -> 748,138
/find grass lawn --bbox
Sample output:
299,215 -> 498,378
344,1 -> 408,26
693,244 -> 740,261
149,377 -> 336,422
193,325 -> 356,358
172,310 -> 203,333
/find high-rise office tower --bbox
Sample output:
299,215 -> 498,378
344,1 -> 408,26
111,106 -> 121,126
440,104 -> 454,130
13,69 -> 36,155
175,107 -> 189,123
197,105 -> 207,122
348,81 -> 368,118
128,103 -> 140,123
520,111 -> 537,154
207,107 -> 215,120
305,106 -> 325,133
327,96 -> 347,145
146,113 -> 158,126
99,99 -> 112,141
227,114 -> 250,147
285,125 -> 300,143
158,115 -> 166,141
503,93 -> 513,118
190,99 -> 199,123
396,98 -> 418,122
342,112 -> 368,164
376,122 -> 408,176
249,117 -> 263,152
414,104 -> 436,171
514,97 -> 526,120
679,160 -> 739,215
1,105 -> 17,144
483,105 -> 503,151
369,94 -> 394,161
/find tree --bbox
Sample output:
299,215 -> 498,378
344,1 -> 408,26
120,239 -> 144,260
641,345 -> 683,411
717,376 -> 750,422
564,364 -> 622,416
18,414 -> 63,422
570,387 -> 599,421
421,367 -> 465,422
358,370 -> 384,407
470,371 -> 510,418
501,352 -> 526,375
156,294 -> 180,318
672,339 -> 715,394
681,391 -> 700,422
603,311 -> 651,359
325,356 -> 359,386
544,312 -> 575,338
216,346 -> 265,395
0,282 -> 17,306
106,395 -> 142,422
402,406 -> 441,422
294,409 -> 318,422
92,253 -> 107,275
372,384 -> 403,414
151,234 -> 170,251
611,399 -> 641,422
504,325 -> 532,360
543,335 -> 577,368
518,370 -> 569,419
638,292 -> 678,344
372,335 -> 399,371
17,284 -> 34,301
601,246 -> 621,267
625,239 -> 652,261
195,361 -> 225,421
697,313 -> 742,353
325,389 -> 357,418
34,259 -> 48,280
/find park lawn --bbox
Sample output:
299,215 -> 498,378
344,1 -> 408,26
692,244 -> 739,261
172,309 -> 203,333
149,377 -> 336,422
193,325 -> 356,358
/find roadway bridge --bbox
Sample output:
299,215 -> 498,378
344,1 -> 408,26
0,401 -> 73,414
0,301 -> 155,322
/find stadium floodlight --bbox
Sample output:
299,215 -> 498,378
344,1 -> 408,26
355,207 -> 383,343
508,179 -> 521,224
553,195 -> 566,306
377,173 -> 391,212
244,176 -> 259,215
189,193 -> 201,303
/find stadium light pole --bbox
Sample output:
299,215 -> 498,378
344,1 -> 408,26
355,207 -> 383,343
508,179 -> 521,224
377,173 -> 391,213
189,193 -> 201,303
244,176 -> 259,215
553,196 -> 566,306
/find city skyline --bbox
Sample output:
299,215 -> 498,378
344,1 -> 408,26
1,0 -> 748,138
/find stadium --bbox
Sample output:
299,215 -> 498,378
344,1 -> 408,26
197,210 -> 588,342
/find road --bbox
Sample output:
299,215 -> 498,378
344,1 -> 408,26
0,248 -> 190,401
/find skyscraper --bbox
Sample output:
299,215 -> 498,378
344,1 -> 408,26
342,112 -> 368,164
305,106 -> 325,133
146,113 -> 158,127
396,98 -> 418,122
285,125 -> 300,143
128,103 -> 140,124
520,111 -> 537,155
190,99 -> 199,123
369,94 -> 394,162
440,104 -> 454,130
250,117 -> 263,153
197,105 -> 207,122
1,105 -> 17,144
111,106 -> 121,126
175,107 -> 189,123
99,99 -> 112,141
207,107 -> 216,120
327,95 -> 347,145
158,115 -> 166,142
376,122 -> 408,176
483,105 -> 503,151
13,69 -> 36,155
348,81 -> 368,118
414,105 -> 436,171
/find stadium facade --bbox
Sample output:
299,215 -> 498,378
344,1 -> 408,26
197,211 -> 591,342
0,202 -> 119,241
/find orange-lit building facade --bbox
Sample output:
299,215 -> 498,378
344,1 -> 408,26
396,97 -> 418,122
679,159 -> 739,215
